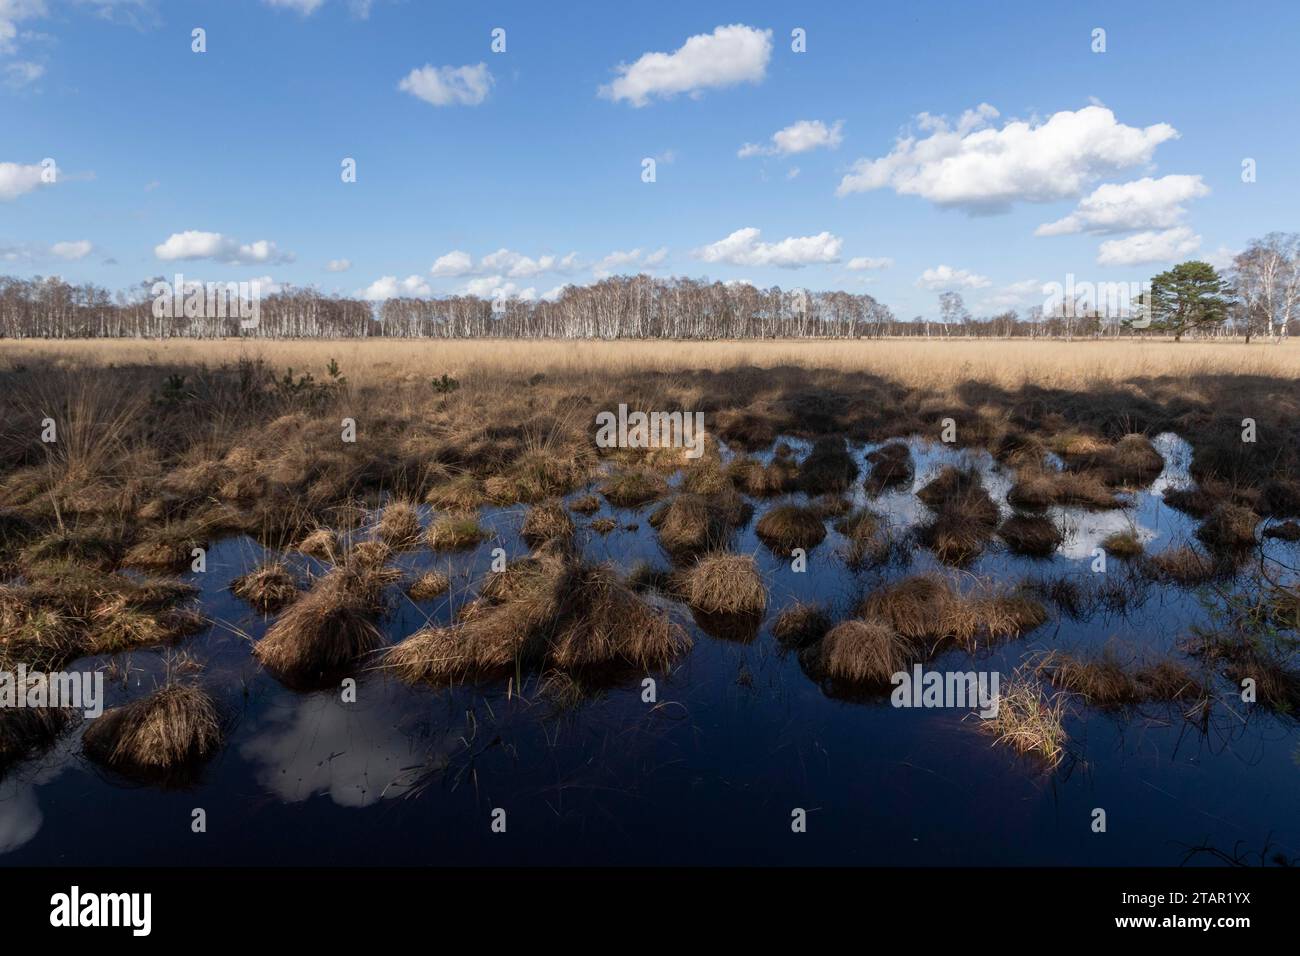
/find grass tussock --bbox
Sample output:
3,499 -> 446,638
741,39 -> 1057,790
1037,647 -> 1209,709
406,570 -> 450,601
1195,503 -> 1259,552
1101,530 -> 1144,559
425,474 -> 485,511
376,500 -> 423,548
0,676 -> 78,769
484,447 -> 594,504
1262,520 -> 1300,541
917,467 -> 1000,564
1063,433 -> 1165,487
600,468 -> 668,507
348,538 -> 392,567
520,500 -> 575,546
726,455 -> 798,497
771,600 -> 832,649
649,492 -> 748,558
682,552 -> 767,616
231,562 -> 299,613
796,436 -> 859,494
381,553 -> 687,683
82,682 -> 222,779
998,513 -> 1063,558
863,442 -> 914,495
1187,630 -> 1300,715
755,504 -> 827,554
834,507 -> 894,568
980,673 -> 1067,768
1147,545 -> 1219,585
426,514 -> 488,551
1,564 -> 201,668
1008,466 -> 1120,510
858,574 -> 1046,651
253,562 -> 398,685
804,619 -> 917,686
296,527 -> 339,560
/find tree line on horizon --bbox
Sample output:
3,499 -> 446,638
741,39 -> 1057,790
1,233 -> 1295,342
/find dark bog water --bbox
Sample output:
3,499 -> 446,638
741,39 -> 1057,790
3,434 -> 1298,866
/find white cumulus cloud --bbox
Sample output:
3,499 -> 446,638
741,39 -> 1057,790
592,247 -> 668,278
1096,226 -> 1201,266
694,228 -> 841,269
917,264 -> 992,290
847,256 -> 894,271
837,104 -> 1178,212
359,274 -> 431,301
398,63 -> 493,107
154,231 -> 295,266
599,24 -> 771,107
0,160 -> 52,201
462,276 -> 536,300
326,258 -> 351,272
739,119 -> 843,158
50,240 -> 92,260
1035,174 -> 1208,236
431,248 -> 579,278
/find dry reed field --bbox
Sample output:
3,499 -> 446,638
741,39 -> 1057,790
6,336 -> 1298,387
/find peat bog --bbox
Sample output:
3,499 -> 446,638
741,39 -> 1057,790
1,343 -> 1298,866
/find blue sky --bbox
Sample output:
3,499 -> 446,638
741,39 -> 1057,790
3,0 -> 1298,319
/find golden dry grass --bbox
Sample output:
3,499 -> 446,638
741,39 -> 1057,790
980,673 -> 1068,768
6,337 -> 1297,387
82,682 -> 222,775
